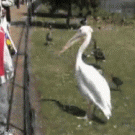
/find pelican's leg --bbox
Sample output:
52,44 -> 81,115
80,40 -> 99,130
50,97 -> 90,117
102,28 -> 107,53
87,101 -> 93,120
93,105 -> 96,115
76,101 -> 93,120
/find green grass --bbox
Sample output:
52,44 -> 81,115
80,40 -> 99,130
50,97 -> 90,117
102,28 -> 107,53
31,7 -> 135,135
35,16 -> 66,24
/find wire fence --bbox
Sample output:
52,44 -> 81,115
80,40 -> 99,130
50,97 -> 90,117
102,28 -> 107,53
24,1 -> 35,134
6,1 -> 35,134
23,2 -> 35,134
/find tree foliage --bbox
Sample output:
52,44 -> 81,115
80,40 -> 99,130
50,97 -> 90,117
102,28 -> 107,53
41,0 -> 100,17
89,0 -> 100,8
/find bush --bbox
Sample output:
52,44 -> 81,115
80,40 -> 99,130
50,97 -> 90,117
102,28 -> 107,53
94,8 -> 111,20
109,13 -> 122,25
123,19 -> 135,26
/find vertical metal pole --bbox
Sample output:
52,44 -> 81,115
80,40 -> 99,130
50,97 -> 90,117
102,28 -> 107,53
24,1 -> 33,134
28,3 -> 32,26
67,0 -> 71,28
24,10 -> 30,135
16,0 -> 20,9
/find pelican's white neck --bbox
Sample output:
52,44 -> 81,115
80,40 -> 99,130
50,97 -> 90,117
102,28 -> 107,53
76,32 -> 92,70
78,33 -> 92,59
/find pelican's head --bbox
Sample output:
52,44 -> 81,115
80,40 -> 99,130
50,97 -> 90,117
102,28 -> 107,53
79,26 -> 93,35
59,26 -> 93,55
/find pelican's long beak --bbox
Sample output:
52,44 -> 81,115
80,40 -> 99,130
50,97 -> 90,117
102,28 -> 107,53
59,32 -> 85,55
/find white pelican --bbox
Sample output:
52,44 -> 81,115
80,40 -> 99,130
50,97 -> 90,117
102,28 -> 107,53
59,26 -> 112,120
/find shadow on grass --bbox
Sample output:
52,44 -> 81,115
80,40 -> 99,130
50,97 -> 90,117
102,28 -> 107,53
30,10 -> 83,29
110,87 -> 123,96
32,20 -> 80,29
39,98 -> 86,117
21,12 -> 68,18
34,12 -> 68,18
92,114 -> 107,124
110,88 -> 120,91
39,98 -> 107,124
11,12 -> 80,29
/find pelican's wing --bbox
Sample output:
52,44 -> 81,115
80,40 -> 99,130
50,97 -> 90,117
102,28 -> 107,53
76,63 -> 111,119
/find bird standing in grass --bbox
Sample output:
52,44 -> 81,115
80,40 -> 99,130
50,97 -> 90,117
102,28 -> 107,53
80,16 -> 87,26
59,26 -> 112,120
111,74 -> 123,91
45,24 -> 53,45
91,39 -> 105,64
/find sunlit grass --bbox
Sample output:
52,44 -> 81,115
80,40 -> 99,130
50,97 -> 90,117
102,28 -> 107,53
31,7 -> 135,135
35,16 -> 66,24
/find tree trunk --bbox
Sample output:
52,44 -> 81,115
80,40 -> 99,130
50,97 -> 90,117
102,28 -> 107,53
67,0 -> 71,28
79,0 -> 83,17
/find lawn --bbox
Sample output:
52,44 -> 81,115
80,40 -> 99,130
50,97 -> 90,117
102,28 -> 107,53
31,4 -> 135,135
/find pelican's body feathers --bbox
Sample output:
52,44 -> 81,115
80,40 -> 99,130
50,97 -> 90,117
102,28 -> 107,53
76,60 -> 111,119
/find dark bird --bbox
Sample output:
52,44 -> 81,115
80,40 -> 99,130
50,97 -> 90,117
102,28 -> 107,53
80,17 -> 87,26
45,24 -> 53,45
91,39 -> 105,64
80,11 -> 92,26
82,53 -> 87,61
111,74 -> 123,90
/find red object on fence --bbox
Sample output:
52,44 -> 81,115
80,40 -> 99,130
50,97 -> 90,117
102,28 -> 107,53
0,27 -> 5,76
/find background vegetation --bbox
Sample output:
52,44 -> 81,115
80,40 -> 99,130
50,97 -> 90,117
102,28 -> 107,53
31,2 -> 135,135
